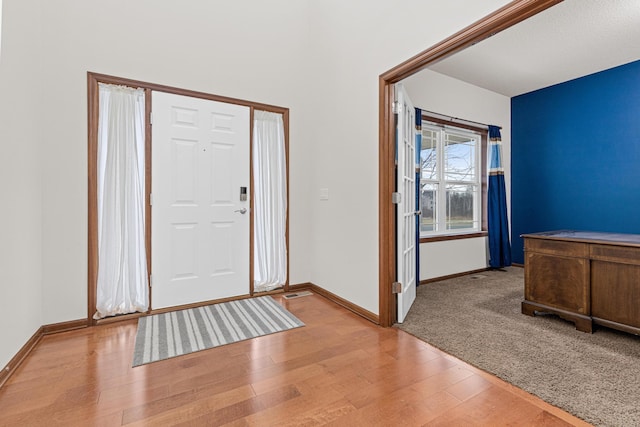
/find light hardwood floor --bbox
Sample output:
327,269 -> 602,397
0,293 -> 591,426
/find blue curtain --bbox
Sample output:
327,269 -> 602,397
488,125 -> 512,268
415,108 -> 422,284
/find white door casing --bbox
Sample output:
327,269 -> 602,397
396,83 -> 417,323
151,91 -> 250,309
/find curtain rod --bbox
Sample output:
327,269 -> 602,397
420,109 -> 501,130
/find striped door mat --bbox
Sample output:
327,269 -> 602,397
132,296 -> 304,366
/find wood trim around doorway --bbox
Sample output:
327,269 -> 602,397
87,72 -> 290,325
377,0 -> 563,327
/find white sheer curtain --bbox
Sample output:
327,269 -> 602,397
94,83 -> 149,319
253,110 -> 287,292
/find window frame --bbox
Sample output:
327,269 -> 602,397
419,114 -> 488,243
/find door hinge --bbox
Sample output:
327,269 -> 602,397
149,275 -> 154,287
149,111 -> 153,125
392,101 -> 400,114
392,192 -> 402,204
392,282 -> 402,293
149,193 -> 153,206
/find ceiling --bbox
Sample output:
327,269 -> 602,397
428,0 -> 640,97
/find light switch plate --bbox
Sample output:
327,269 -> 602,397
320,188 -> 329,200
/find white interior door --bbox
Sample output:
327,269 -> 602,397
151,91 -> 250,309
396,83 -> 417,323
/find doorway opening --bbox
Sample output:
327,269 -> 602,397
87,73 -> 290,325
377,0 -> 561,326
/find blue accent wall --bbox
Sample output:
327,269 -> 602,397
511,60 -> 640,264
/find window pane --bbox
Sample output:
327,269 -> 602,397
420,182 -> 437,233
445,133 -> 476,182
446,184 -> 476,230
421,129 -> 438,180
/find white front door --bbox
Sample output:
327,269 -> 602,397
396,83 -> 417,323
151,91 -> 250,309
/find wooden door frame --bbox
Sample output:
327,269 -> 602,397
377,0 -> 563,327
87,72 -> 290,325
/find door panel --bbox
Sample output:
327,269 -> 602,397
172,139 -> 198,204
152,91 -> 250,309
210,221 -> 234,275
396,83 -> 417,323
210,143 -> 234,203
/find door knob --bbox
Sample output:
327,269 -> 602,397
234,208 -> 247,214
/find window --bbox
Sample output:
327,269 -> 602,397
420,120 -> 484,237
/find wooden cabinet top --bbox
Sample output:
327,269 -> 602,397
521,230 -> 640,247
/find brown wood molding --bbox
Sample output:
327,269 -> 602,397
419,268 -> 490,286
381,0 -> 563,83
288,282 -> 313,291
42,319 -> 88,335
378,77 -> 396,328
378,0 -> 563,327
0,327 -> 43,389
256,288 -> 287,297
144,88 -> 153,313
249,108 -> 255,296
95,312 -> 145,326
147,291 -> 286,316
1,318 -> 86,389
292,283 -> 380,325
420,231 -> 488,244
149,295 -> 249,316
95,290 -> 289,326
87,72 -> 289,114
283,110 -> 291,292
87,72 -> 99,324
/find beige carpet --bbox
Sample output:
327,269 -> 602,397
397,267 -> 640,427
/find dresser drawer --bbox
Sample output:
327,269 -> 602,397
524,252 -> 590,315
590,244 -> 640,266
524,238 -> 589,258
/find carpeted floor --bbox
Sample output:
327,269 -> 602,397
397,267 -> 640,427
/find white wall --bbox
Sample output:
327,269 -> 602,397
305,1 -> 512,312
33,0 -> 512,324
36,0 -> 314,323
0,0 -> 515,363
402,70 -> 511,281
420,238 -> 489,280
0,0 -> 44,369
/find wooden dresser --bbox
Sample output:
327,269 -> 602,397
522,230 -> 640,335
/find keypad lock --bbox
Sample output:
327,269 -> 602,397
240,187 -> 247,201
